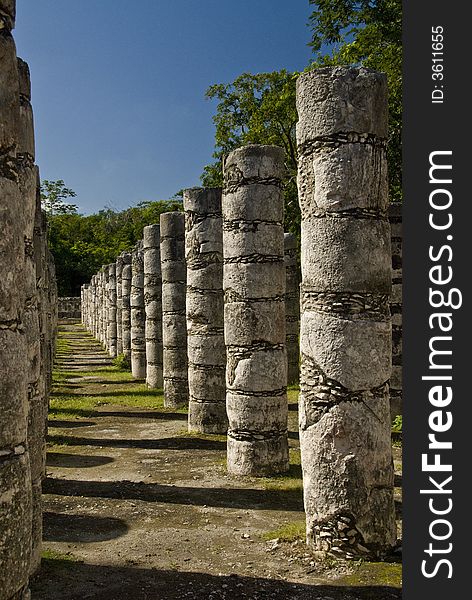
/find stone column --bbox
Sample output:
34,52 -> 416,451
103,266 -> 110,351
160,212 -> 188,408
184,188 -> 227,433
116,256 -> 123,356
90,275 -> 97,337
130,242 -> 146,378
284,233 -> 300,385
0,2 -> 33,595
17,56 -> 45,576
389,204 -> 402,419
121,252 -> 132,363
107,263 -> 117,357
143,225 -> 163,388
222,145 -> 289,476
296,67 -> 396,558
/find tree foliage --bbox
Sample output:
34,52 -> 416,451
47,198 -> 182,296
308,0 -> 402,200
41,179 -> 78,216
201,0 -> 402,227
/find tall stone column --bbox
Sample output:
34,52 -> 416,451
121,252 -> 132,363
130,242 -> 146,378
107,263 -> 117,357
296,67 -> 396,558
389,204 -> 402,419
0,2 -> 33,595
116,256 -> 123,355
160,212 -> 188,408
143,225 -> 163,388
98,268 -> 105,346
222,145 -> 289,476
103,266 -> 110,351
91,275 -> 97,337
17,56 -> 45,576
284,233 -> 300,385
184,188 -> 227,433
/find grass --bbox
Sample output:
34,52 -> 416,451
181,430 -> 227,443
261,520 -> 306,542
336,561 -> 402,587
259,448 -> 303,492
41,549 -> 82,564
50,329 -> 174,420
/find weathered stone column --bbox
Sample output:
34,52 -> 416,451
143,225 -> 163,388
160,212 -> 188,408
91,274 -> 98,338
389,204 -> 402,419
116,256 -> 123,356
0,2 -> 33,595
98,268 -> 106,346
284,233 -> 300,384
130,242 -> 146,378
222,145 -> 289,476
121,252 -> 132,363
296,67 -> 396,558
184,188 -> 227,433
107,263 -> 117,357
17,56 -> 45,576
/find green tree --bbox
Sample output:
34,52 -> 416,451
40,179 -> 78,216
201,70 -> 301,235
308,0 -> 402,200
47,199 -> 182,296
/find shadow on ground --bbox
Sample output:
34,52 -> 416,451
46,452 -> 114,469
43,512 -> 129,543
43,477 -> 303,511
47,435 -> 226,451
31,560 -> 401,600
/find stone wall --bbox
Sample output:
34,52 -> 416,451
0,3 -> 57,594
58,296 -> 81,319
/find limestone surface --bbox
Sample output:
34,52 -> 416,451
160,212 -> 188,408
130,243 -> 146,379
284,233 -> 299,384
120,252 -> 132,362
296,67 -> 396,559
184,187 -> 227,433
143,224 -> 163,388
222,145 -> 289,476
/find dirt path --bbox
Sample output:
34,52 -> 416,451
31,322 -> 401,600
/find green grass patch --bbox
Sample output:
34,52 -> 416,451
41,549 -> 82,563
261,520 -> 306,542
287,387 -> 299,405
259,448 -> 302,492
48,387 -> 166,420
337,561 -> 402,588
113,353 -> 131,370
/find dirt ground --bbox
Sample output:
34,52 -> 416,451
31,322 -> 402,600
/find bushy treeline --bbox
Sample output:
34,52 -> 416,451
49,200 -> 182,296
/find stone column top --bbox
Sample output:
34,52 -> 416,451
0,1 -> 16,29
17,58 -> 31,100
296,66 -> 388,143
143,224 -> 160,247
183,187 -> 222,214
223,144 -> 286,186
160,212 -> 185,237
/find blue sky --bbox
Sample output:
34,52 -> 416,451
14,0 -> 313,214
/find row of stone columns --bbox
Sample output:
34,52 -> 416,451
1,3 -> 58,597
82,197 -> 299,434
82,66 -> 397,559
